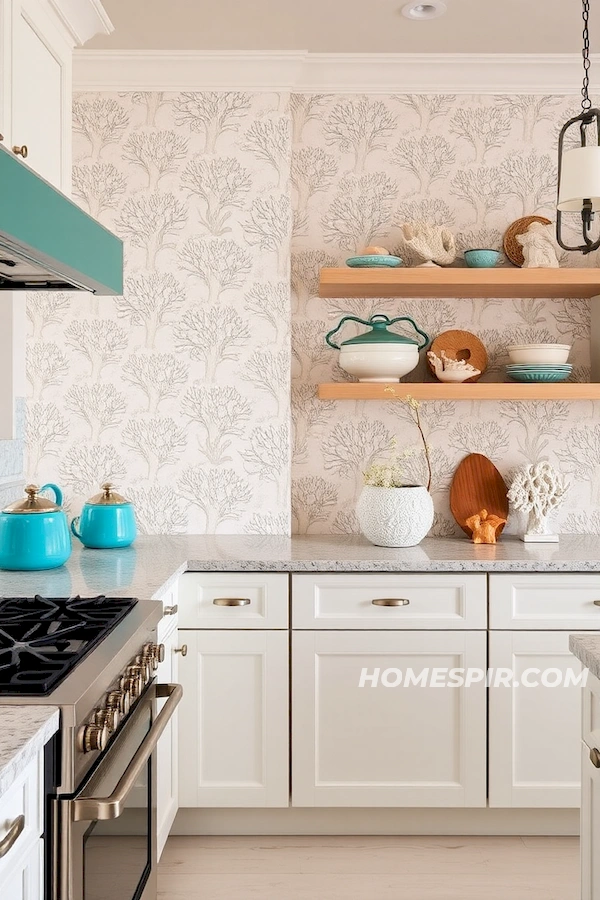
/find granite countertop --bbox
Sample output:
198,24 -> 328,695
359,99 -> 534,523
0,534 -> 599,601
570,634 -> 600,681
0,707 -> 59,799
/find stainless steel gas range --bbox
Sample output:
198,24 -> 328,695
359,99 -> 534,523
0,594 -> 182,900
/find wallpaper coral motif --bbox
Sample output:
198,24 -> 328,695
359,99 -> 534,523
26,91 -> 291,534
24,90 -> 600,535
289,92 -> 597,537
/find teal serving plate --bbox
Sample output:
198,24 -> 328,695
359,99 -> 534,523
346,255 -> 403,268
507,370 -> 571,382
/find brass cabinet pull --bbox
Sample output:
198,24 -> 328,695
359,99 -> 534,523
591,748 -> 600,769
213,597 -> 251,606
174,645 -> 188,656
593,601 -> 600,607
12,145 -> 27,158
163,604 -> 178,615
0,133 -> 4,141
0,815 -> 25,858
372,598 -> 410,607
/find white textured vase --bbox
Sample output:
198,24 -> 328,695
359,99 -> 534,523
356,485 -> 434,548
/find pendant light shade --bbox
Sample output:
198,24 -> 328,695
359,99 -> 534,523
556,0 -> 600,253
558,146 -> 600,212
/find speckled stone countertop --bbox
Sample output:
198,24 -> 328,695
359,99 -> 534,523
0,534 -> 599,600
0,707 -> 59,798
570,635 -> 600,680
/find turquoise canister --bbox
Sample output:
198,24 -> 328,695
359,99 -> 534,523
0,483 -> 71,571
71,483 -> 137,549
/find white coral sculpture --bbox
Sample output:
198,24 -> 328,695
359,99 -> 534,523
397,220 -> 456,267
507,461 -> 570,535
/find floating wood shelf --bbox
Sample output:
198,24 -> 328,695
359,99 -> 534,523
317,383 -> 600,401
319,267 -> 600,299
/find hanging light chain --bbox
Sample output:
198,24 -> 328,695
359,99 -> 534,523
582,0 -> 592,111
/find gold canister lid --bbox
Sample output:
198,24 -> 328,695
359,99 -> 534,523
3,484 -> 60,514
86,483 -> 130,506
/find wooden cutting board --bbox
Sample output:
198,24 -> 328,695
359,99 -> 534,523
450,453 -> 509,538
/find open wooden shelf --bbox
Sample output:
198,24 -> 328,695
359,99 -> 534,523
318,383 -> 600,401
319,267 -> 600,299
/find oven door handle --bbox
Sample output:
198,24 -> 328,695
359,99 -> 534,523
72,683 -> 182,823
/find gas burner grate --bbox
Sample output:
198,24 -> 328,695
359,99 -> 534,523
0,595 -> 137,695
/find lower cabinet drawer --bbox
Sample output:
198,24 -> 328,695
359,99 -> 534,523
179,573 -> 288,629
0,755 -> 42,885
292,573 -> 487,629
490,574 -> 600,629
292,630 -> 487,807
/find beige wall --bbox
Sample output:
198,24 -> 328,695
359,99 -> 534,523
25,91 -> 599,535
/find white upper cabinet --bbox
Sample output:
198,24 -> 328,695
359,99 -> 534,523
0,0 -> 112,191
12,0 -> 68,188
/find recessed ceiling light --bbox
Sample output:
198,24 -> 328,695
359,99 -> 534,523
401,1 -> 447,19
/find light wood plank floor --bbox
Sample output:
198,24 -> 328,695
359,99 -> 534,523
158,835 -> 579,899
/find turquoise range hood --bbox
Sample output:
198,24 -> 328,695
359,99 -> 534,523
0,144 -> 123,294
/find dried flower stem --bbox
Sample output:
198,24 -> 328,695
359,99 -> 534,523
409,400 -> 432,492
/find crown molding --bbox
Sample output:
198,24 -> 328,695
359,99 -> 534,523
72,50 -> 593,94
48,0 -> 113,47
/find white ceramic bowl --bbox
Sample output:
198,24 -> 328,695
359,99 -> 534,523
338,344 -> 420,383
507,343 -> 571,365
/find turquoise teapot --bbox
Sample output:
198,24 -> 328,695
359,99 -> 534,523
71,483 -> 137,549
0,483 -> 71,570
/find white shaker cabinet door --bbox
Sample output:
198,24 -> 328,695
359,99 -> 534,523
582,741 -> 600,900
156,621 -> 179,860
12,0 -> 70,189
178,630 -> 289,808
0,837 -> 43,900
292,630 -> 487,807
489,631 -> 582,808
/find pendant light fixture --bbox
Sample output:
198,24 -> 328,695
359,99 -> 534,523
557,0 -> 600,253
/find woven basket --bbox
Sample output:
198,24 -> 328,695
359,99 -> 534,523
503,216 -> 552,267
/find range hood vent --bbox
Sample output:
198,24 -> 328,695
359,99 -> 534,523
0,145 -> 123,294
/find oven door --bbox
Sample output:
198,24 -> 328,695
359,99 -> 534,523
57,683 -> 181,900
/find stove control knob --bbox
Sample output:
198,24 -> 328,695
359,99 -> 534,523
127,665 -> 147,693
122,673 -> 141,701
95,707 -> 119,733
142,642 -> 164,670
107,689 -> 130,717
77,723 -> 109,754
134,656 -> 152,684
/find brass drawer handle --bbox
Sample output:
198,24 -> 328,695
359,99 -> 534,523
593,601 -> 600,607
372,598 -> 410,607
213,597 -> 251,607
12,145 -> 27,158
0,814 -> 25,858
591,748 -> 600,769
174,645 -> 188,656
164,604 -> 178,615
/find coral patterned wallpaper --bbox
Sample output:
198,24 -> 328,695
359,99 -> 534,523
25,90 -> 600,535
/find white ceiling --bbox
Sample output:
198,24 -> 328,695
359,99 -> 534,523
89,0 -> 585,54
